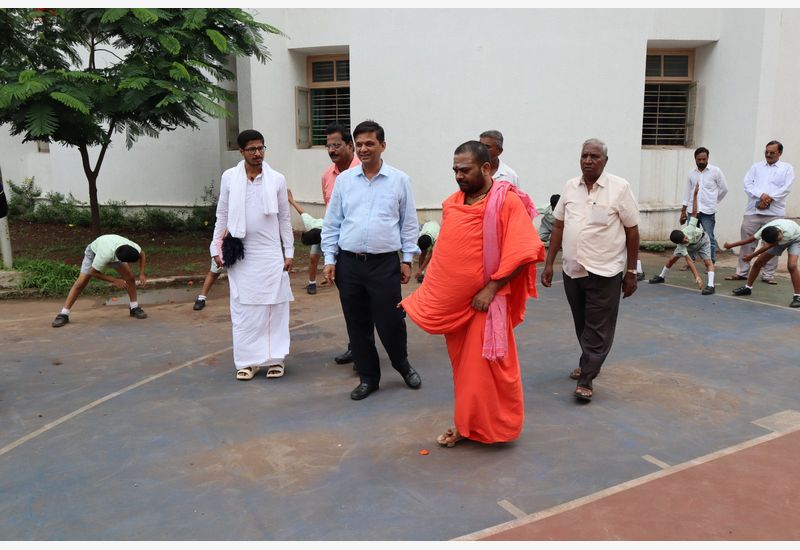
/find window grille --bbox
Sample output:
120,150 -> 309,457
642,51 -> 695,147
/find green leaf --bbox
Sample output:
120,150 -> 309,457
193,95 -> 229,118
205,29 -> 228,53
57,70 -> 106,83
100,8 -> 129,23
169,62 -> 190,81
50,92 -> 90,115
182,9 -> 207,29
25,104 -> 58,136
18,70 -> 37,83
119,77 -> 150,90
158,35 -> 181,55
131,8 -> 159,24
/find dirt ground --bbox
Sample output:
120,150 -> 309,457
6,221 -> 316,280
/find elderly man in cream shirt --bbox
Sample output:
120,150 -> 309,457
541,138 -> 640,403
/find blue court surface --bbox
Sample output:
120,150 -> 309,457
1,266 -> 798,540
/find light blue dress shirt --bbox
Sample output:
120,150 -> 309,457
322,161 -> 420,265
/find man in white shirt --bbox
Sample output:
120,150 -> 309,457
679,147 -> 728,264
479,130 -> 520,186
727,140 -> 795,284
541,139 -> 640,403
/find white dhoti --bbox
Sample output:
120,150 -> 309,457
212,163 -> 295,371
230,298 -> 290,368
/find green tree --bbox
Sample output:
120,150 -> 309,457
0,8 -> 282,234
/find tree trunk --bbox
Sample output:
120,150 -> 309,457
88,173 -> 100,236
78,145 -> 101,236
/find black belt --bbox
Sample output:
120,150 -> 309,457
340,250 -> 397,262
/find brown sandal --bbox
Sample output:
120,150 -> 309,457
436,427 -> 465,448
574,386 -> 593,401
569,367 -> 581,380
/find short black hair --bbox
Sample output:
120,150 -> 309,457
115,245 -> 140,263
694,147 -> 709,157
237,129 -> 265,149
766,140 -> 783,153
761,225 -> 780,244
417,234 -> 433,252
454,140 -> 490,165
325,122 -> 353,145
669,230 -> 686,245
301,228 -> 321,246
550,194 -> 560,209
353,120 -> 384,142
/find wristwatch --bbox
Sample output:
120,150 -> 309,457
626,269 -> 637,275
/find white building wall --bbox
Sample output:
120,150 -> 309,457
3,8 -> 797,244
247,8 -> 796,241
1,121 -> 222,208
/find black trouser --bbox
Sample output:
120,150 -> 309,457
562,271 -> 623,389
336,251 -> 410,386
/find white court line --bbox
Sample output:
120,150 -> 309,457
658,281 -> 798,311
0,313 -> 344,459
455,418 -> 800,541
641,454 -> 671,469
497,499 -> 527,519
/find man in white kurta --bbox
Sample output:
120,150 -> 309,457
211,130 -> 294,379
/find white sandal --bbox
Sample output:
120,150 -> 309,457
266,365 -> 285,378
236,366 -> 260,380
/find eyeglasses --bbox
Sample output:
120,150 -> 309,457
325,142 -> 345,150
243,146 -> 266,154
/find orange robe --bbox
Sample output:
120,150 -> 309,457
402,190 -> 544,443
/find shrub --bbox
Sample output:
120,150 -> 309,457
31,192 -> 91,226
184,182 -> 218,231
100,200 -> 130,229
6,177 -> 41,218
134,207 -> 186,231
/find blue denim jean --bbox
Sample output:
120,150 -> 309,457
695,212 -> 717,263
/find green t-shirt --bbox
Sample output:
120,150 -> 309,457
89,234 -> 141,271
674,218 -> 704,257
419,221 -> 440,244
301,212 -> 323,231
754,219 -> 800,245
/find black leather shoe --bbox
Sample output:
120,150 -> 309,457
350,382 -> 378,400
335,347 -> 353,364
401,366 -> 421,389
129,306 -> 148,319
52,313 -> 69,328
193,297 -> 206,310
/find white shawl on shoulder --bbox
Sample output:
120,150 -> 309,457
226,160 -> 280,238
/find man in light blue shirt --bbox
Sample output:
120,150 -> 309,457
322,120 -> 422,400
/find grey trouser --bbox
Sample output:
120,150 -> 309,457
737,214 -> 780,279
563,271 -> 623,389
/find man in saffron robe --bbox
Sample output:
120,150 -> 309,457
401,140 -> 544,447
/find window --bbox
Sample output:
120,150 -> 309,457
37,141 -> 50,153
296,55 -> 350,148
642,50 -> 695,146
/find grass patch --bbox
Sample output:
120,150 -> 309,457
175,262 -> 200,272
14,259 -> 84,296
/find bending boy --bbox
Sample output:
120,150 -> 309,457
52,234 -> 147,327
649,185 -> 716,294
724,219 -> 800,307
416,220 -> 440,282
287,189 -> 324,294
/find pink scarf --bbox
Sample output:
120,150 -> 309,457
482,180 -> 537,360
